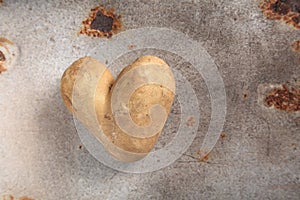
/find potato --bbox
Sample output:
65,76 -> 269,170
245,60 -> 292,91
60,55 -> 175,162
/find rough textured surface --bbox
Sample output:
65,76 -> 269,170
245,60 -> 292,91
0,0 -> 299,199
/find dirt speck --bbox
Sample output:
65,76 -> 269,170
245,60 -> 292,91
260,0 -> 300,29
80,5 -> 122,38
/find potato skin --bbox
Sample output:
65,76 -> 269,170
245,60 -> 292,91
60,55 -> 175,162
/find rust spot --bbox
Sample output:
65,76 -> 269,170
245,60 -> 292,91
243,90 -> 249,99
201,154 -> 209,162
292,40 -> 300,61
18,197 -> 34,200
0,51 -> 5,62
185,116 -> 195,127
0,38 -> 14,45
264,84 -> 300,112
1,195 -> 34,200
80,5 -> 122,38
260,0 -> 300,29
196,150 -> 210,162
2,195 -> 14,200
0,65 -> 7,74
220,132 -> 226,139
292,40 -> 300,51
128,44 -> 137,50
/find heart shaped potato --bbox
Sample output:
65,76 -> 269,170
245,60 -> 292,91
60,55 -> 175,162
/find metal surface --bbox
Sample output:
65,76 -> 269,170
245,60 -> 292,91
0,0 -> 299,199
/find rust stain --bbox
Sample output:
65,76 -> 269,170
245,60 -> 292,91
0,38 -> 14,45
1,195 -> 34,200
243,90 -> 249,99
80,5 -> 122,38
185,116 -> 195,127
264,84 -> 300,112
200,154 -> 209,162
292,40 -> 300,61
0,37 -> 14,75
196,150 -> 210,162
0,64 -> 7,74
18,197 -> 34,200
2,195 -> 14,200
220,132 -> 226,139
128,44 -> 137,50
260,0 -> 300,29
292,40 -> 300,51
0,50 -> 5,62
0,50 -> 6,73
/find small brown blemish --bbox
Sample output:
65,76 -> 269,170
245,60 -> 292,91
292,40 -> 300,51
196,150 -> 210,162
243,90 -> 249,99
185,116 -> 195,127
108,84 -> 113,91
104,113 -> 112,120
18,197 -> 34,200
128,44 -> 137,50
1,195 -> 34,200
0,65 -> 7,74
260,0 -> 300,29
0,50 -> 5,62
291,143 -> 297,150
201,154 -> 209,162
292,40 -> 300,61
0,38 -> 14,45
80,5 -> 122,38
220,132 -> 226,139
2,194 -> 14,200
291,143 -> 296,147
79,145 -> 83,150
